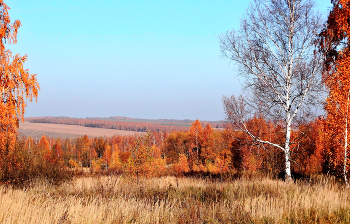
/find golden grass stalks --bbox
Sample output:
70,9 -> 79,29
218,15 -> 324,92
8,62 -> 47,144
0,175 -> 349,223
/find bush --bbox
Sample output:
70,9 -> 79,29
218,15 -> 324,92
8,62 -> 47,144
0,136 -> 73,186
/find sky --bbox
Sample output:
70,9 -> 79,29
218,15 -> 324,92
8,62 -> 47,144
6,0 -> 332,121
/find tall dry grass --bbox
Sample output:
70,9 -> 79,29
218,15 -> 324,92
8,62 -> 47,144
0,175 -> 349,223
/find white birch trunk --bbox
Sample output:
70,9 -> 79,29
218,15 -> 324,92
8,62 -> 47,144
285,114 -> 292,180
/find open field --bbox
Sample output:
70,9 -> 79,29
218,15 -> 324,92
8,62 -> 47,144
18,122 -> 144,138
0,175 -> 349,223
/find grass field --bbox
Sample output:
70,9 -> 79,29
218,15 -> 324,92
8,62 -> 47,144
1,174 -> 349,223
18,122 -> 144,138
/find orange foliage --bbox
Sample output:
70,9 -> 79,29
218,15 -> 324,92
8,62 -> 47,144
91,148 -> 97,160
109,144 -> 122,171
188,120 -> 203,163
120,151 -> 131,164
320,0 -> 350,180
54,139 -> 62,157
291,119 -> 324,175
131,144 -> 151,177
91,159 -> 101,172
150,157 -> 167,177
124,133 -> 157,178
173,154 -> 190,175
38,135 -> 50,156
241,147 -> 262,172
324,55 -> 350,177
201,124 -> 217,162
163,131 -> 190,163
103,145 -> 112,170
0,118 -> 336,183
217,149 -> 232,172
0,1 -> 39,182
151,144 -> 162,159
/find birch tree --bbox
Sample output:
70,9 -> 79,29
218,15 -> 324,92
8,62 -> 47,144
0,0 -> 39,182
319,0 -> 350,186
220,0 -> 323,180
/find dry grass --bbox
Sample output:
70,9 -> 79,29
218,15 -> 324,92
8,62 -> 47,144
0,175 -> 349,223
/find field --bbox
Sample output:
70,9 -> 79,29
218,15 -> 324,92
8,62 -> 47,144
18,122 -> 144,138
0,175 -> 349,223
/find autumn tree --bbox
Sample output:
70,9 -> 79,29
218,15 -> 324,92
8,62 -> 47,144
103,145 -> 112,170
173,153 -> 190,175
109,144 -> 122,172
94,137 -> 106,158
126,132 -> 154,180
79,135 -> 91,167
220,0 -> 323,180
38,136 -> 50,155
163,131 -> 190,164
201,124 -> 216,162
188,120 -> 203,167
292,118 -> 324,175
0,1 -> 39,180
319,0 -> 350,185
51,138 -> 62,162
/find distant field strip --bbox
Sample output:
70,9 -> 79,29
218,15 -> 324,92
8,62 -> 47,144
19,123 -> 144,138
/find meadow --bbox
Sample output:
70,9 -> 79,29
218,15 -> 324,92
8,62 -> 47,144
0,174 -> 349,223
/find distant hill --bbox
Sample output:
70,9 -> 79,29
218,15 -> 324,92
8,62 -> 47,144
25,116 -> 225,133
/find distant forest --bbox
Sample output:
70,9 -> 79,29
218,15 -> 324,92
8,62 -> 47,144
25,116 -> 225,132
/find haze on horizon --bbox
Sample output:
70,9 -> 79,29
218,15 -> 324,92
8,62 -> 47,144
7,0 -> 332,121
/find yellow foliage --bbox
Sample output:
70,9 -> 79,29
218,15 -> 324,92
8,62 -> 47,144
110,147 -> 122,171
69,159 -> 78,169
206,161 -> 219,174
91,159 -> 102,172
150,157 -> 167,177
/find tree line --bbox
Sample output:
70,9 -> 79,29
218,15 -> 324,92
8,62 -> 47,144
0,118 -> 341,184
25,117 -> 223,133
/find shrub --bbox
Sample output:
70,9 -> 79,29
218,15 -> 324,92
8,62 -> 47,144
0,136 -> 73,186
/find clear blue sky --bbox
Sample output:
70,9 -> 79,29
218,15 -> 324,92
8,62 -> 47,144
6,0 -> 332,121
